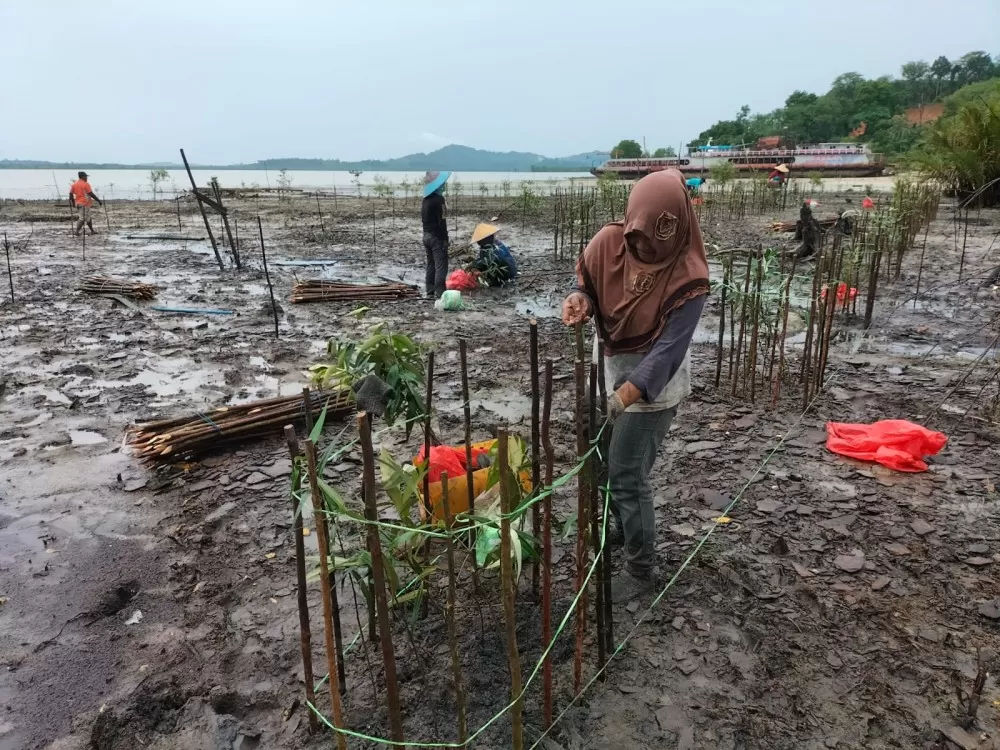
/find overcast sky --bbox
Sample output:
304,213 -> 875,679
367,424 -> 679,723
3,0 -> 998,163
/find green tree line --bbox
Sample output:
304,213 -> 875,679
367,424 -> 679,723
687,50 -> 998,154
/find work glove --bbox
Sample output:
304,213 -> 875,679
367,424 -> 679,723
606,392 -> 626,424
352,374 -> 391,417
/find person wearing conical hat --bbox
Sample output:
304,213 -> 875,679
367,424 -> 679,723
469,223 -> 518,287
421,170 -> 451,298
768,163 -> 790,186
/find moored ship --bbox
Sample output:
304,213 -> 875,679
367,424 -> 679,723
592,140 -> 885,179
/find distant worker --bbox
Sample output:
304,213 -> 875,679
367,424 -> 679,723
684,176 -> 707,195
69,171 -> 103,236
768,163 -> 790,186
470,223 -> 518,286
795,199 -> 823,259
421,170 -> 451,299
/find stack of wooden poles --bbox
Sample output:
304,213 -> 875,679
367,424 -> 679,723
290,280 -> 419,303
127,389 -> 352,462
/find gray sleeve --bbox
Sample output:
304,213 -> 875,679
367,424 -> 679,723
626,295 -> 706,402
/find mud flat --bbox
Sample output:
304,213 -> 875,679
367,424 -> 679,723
1,187 -> 998,749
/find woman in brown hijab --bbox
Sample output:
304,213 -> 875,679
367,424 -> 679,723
562,169 -> 710,602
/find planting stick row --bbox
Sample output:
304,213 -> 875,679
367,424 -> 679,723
285,320 -> 616,747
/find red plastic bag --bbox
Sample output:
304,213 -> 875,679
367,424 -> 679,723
821,282 -> 858,302
414,445 -> 465,483
825,420 -> 947,472
415,443 -> 491,482
446,269 -> 480,291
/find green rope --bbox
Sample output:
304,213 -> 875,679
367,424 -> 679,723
307,483 -> 613,747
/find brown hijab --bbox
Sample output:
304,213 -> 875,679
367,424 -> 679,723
577,169 -> 710,354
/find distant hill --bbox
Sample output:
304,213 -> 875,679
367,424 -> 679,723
0,145 -> 609,172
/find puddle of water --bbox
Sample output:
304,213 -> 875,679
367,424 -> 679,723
515,296 -> 560,318
129,357 -> 221,399
474,388 -> 531,423
69,430 -> 108,446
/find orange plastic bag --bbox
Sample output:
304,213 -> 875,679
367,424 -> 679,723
825,419 -> 947,472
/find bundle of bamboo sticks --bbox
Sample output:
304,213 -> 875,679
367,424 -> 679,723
127,389 -> 353,462
290,280 -> 419,304
78,275 -> 159,300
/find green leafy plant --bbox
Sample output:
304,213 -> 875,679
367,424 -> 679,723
709,160 -> 737,186
308,325 -> 425,434
372,175 -> 395,202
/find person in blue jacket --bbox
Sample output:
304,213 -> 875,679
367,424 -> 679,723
684,176 -> 707,195
470,223 -> 518,286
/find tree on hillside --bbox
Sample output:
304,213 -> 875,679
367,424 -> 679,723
652,147 -> 676,157
958,51 -> 995,84
901,61 -> 930,103
611,139 -> 642,158
931,55 -> 952,97
911,86 -> 1000,207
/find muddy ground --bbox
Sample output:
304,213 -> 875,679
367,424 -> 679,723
1,188 -> 999,750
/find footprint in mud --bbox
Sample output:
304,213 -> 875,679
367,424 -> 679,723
33,579 -> 141,653
96,579 -> 141,616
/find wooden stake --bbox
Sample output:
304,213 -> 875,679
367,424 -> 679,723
588,362 -> 606,672
3,233 -> 13,303
440,474 -> 468,743
304,439 -> 347,750
180,148 -> 224,271
422,351 -> 435,523
497,429 -> 524,750
257,216 -> 280,339
596,344 -> 612,654
731,252 -> 753,397
573,357 -> 588,695
458,340 -> 482,594
772,253 -> 798,406
540,360 -> 554,725
715,253 -> 727,387
529,319 -> 541,599
284,426 -> 318,733
357,413 -> 405,743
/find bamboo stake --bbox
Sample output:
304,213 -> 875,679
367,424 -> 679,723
257,216 -> 280,339
714,253 -> 727,387
540,360 -> 554,725
771,253 -> 798,406
731,253 -> 753,397
304,439 -> 347,750
422,351 -> 435,523
3,233 -> 13,303
497,429 -> 524,750
440,474 -> 468,744
573,357 -> 588,695
529,319 -> 541,599
180,148 -> 224,271
284,426 -> 319,733
747,250 -> 763,401
588,362 -> 606,673
357,413 -> 405,743
458,340 -> 482,596
596,344 -> 612,654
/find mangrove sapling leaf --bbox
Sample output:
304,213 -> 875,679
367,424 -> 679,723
309,404 -> 329,443
559,512 -> 578,541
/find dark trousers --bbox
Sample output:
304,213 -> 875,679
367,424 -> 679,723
423,233 -> 448,298
608,406 -> 676,575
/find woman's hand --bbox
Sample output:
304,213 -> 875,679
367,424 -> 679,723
561,292 -> 591,325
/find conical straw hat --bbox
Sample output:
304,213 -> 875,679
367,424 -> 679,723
775,164 -> 790,174
471,223 -> 499,243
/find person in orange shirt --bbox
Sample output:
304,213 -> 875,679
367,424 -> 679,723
69,171 -> 103,236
